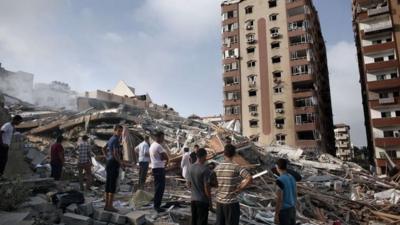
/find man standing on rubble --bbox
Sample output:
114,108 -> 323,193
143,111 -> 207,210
181,147 -> 190,180
0,115 -> 22,179
190,144 -> 199,164
215,144 -> 252,225
274,158 -> 297,225
135,135 -> 150,190
104,125 -> 124,212
188,148 -> 214,225
149,131 -> 169,213
77,135 -> 92,191
50,135 -> 65,181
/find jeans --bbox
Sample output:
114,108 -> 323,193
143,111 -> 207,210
105,159 -> 120,193
191,201 -> 209,225
138,161 -> 149,189
279,207 -> 296,225
50,163 -> 63,181
216,202 -> 240,225
152,168 -> 166,209
0,144 -> 9,176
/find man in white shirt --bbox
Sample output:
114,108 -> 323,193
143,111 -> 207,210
0,115 -> 23,177
149,131 -> 169,213
181,147 -> 191,180
135,136 -> 150,190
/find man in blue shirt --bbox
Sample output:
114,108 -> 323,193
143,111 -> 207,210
104,125 -> 124,212
275,158 -> 297,225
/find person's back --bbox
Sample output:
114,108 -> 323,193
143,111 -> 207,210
51,142 -> 64,165
149,141 -> 165,169
189,163 -> 211,203
215,162 -> 247,204
138,141 -> 150,162
277,173 -> 296,209
78,140 -> 91,164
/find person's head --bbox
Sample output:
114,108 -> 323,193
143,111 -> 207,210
224,144 -> 236,159
114,125 -> 123,137
184,147 -> 189,153
276,158 -> 288,174
144,135 -> 150,144
196,148 -> 207,163
225,136 -> 232,144
207,162 -> 216,171
56,135 -> 64,143
194,144 -> 199,152
82,135 -> 89,142
12,115 -> 23,125
155,131 -> 164,143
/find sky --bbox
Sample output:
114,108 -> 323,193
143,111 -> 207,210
0,0 -> 366,146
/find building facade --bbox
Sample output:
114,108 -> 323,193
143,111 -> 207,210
221,0 -> 335,154
352,0 -> 400,174
0,63 -> 34,103
334,124 -> 353,161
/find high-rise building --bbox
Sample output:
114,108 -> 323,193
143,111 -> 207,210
352,0 -> 400,174
221,0 -> 335,154
334,124 -> 353,161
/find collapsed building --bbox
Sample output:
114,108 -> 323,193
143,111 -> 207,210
0,80 -> 399,225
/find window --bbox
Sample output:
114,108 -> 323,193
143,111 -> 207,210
294,97 -> 314,107
248,74 -> 257,82
271,41 -> 280,49
387,37 -> 393,42
275,118 -> 285,128
225,91 -> 241,100
388,55 -> 395,60
249,120 -> 259,128
396,111 -> 400,117
247,47 -> 255,54
297,131 -> 315,140
273,71 -> 282,78
270,27 -> 279,35
225,106 -> 240,115
379,92 -> 389,98
249,104 -> 258,112
377,74 -> 385,80
272,56 -> 281,64
383,130 -> 394,137
274,86 -> 283,93
289,34 -> 312,45
276,134 -> 286,141
222,23 -> 238,32
247,60 -> 256,68
249,90 -> 257,97
275,102 -> 284,109
295,113 -> 315,124
288,20 -> 308,31
246,33 -> 256,43
391,72 -> 398,79
245,6 -> 253,14
246,20 -> 254,30
387,150 -> 398,159
269,0 -> 277,8
292,64 -> 310,75
394,91 -> 400,97
222,10 -> 238,20
269,13 -> 278,21
224,36 -> 239,46
224,76 -> 240,86
224,62 -> 238,72
381,111 -> 391,118
374,57 -> 384,62
291,50 -> 307,60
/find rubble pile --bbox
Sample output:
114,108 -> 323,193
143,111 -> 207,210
1,93 -> 399,225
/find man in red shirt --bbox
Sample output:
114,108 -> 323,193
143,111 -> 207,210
50,136 -> 65,181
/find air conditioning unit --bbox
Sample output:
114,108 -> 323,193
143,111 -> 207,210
246,25 -> 253,30
251,112 -> 258,116
271,33 -> 280,39
276,108 -> 284,114
276,124 -> 283,129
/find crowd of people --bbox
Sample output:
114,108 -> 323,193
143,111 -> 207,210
1,117 -> 299,225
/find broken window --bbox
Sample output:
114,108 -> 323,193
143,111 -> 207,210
274,86 -> 283,94
247,33 -> 256,44
273,71 -> 282,78
288,20 -> 309,31
269,0 -> 277,8
246,20 -> 254,30
249,119 -> 259,127
271,41 -> 280,49
297,131 -> 315,140
247,60 -> 256,68
224,76 -> 240,86
269,13 -> 278,21
275,118 -> 285,129
249,104 -> 258,112
248,75 -> 257,86
247,46 -> 256,54
276,134 -> 286,141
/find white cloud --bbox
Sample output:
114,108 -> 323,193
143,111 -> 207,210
327,41 -> 366,146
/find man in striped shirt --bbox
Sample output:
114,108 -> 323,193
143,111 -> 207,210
214,144 -> 252,225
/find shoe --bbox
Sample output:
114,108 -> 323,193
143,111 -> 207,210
155,207 -> 166,213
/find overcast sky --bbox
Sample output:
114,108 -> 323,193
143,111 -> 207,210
0,0 -> 366,146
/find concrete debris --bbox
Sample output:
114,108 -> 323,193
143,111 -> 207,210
1,91 -> 399,225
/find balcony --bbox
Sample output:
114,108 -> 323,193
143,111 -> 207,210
375,137 -> 400,147
370,97 -> 400,108
368,5 -> 389,17
372,117 -> 400,128
223,114 -> 240,121
223,99 -> 241,106
295,122 -> 316,131
337,143 -> 350,148
368,78 -> 400,91
336,135 -> 349,141
286,0 -> 306,10
292,74 -> 314,83
364,20 -> 392,34
365,60 -> 398,72
292,89 -> 315,98
223,84 -> 241,92
294,106 -> 316,114
363,42 -> 395,54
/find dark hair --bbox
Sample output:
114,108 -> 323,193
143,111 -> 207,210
114,124 -> 123,131
82,135 -> 89,141
224,144 -> 236,158
144,135 -> 150,140
184,147 -> 189,152
12,115 -> 22,122
196,148 -> 207,158
194,144 -> 199,148
56,136 -> 64,143
155,131 -> 164,138
276,158 -> 288,170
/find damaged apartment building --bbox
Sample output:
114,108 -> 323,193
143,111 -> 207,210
221,0 -> 335,154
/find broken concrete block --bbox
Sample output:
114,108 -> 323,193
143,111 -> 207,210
62,213 -> 93,225
110,213 -> 127,224
78,202 -> 94,216
66,203 -> 78,214
93,208 -> 112,222
126,211 -> 146,225
93,220 -> 107,225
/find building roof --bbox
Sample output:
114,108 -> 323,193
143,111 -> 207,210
335,123 -> 350,128
111,80 -> 136,97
